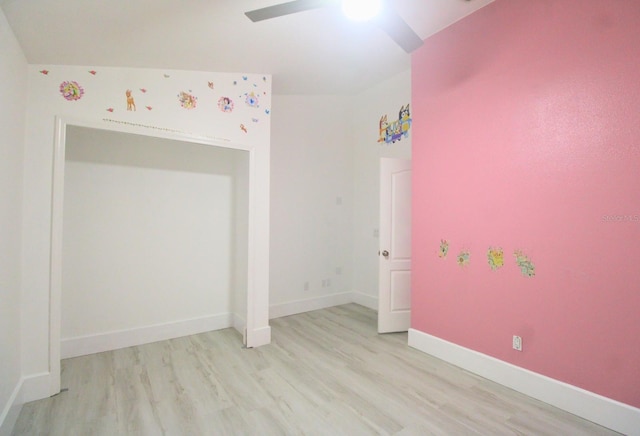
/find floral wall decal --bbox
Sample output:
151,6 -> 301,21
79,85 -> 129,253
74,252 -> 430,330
38,67 -> 271,145
457,250 -> 470,267
514,250 -> 535,277
487,246 -> 504,270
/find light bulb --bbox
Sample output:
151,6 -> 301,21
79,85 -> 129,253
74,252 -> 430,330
342,0 -> 382,22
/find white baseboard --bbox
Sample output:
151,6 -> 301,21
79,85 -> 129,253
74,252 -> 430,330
408,329 -> 640,436
0,379 -> 23,436
0,371 -> 54,436
269,292 -> 354,319
61,313 -> 233,358
19,372 -> 51,404
247,326 -> 271,348
233,313 -> 246,336
351,291 -> 378,311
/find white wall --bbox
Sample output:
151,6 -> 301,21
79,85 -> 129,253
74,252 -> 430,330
269,75 -> 411,317
351,70 -> 411,308
22,65 -> 272,401
61,127 -> 246,355
269,95 -> 354,316
0,9 -> 26,434
14,58 -> 407,423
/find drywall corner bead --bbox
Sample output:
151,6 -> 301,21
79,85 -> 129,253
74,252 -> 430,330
100,118 -> 231,144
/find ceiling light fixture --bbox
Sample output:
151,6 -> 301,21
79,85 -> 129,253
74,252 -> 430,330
341,0 -> 382,22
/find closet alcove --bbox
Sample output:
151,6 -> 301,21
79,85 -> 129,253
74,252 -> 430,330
56,125 -> 250,359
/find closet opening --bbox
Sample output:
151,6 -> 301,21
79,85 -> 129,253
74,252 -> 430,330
49,119 -> 258,394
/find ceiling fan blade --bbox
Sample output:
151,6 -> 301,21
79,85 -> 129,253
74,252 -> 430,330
374,7 -> 423,53
245,0 -> 336,22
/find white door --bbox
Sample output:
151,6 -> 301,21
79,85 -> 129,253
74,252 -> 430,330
378,158 -> 412,333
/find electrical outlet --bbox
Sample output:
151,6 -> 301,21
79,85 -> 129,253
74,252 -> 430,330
512,335 -> 523,351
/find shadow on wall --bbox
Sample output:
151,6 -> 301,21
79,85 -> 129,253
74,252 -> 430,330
65,126 -> 241,176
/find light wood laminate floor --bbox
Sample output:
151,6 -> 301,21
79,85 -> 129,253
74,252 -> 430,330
13,304 -> 617,435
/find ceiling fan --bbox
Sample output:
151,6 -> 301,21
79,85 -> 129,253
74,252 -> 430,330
244,0 -> 424,53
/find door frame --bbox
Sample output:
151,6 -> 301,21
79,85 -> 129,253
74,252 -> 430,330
48,116 -> 269,395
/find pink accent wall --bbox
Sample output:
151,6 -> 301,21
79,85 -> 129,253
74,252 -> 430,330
411,0 -> 640,407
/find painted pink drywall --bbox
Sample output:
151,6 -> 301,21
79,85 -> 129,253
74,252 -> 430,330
411,0 -> 640,407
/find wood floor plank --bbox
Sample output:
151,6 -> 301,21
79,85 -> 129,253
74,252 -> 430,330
12,304 -> 619,435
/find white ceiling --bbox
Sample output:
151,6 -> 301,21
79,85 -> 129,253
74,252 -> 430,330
1,0 -> 493,95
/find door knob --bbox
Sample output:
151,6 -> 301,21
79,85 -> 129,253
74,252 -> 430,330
382,250 -> 389,257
